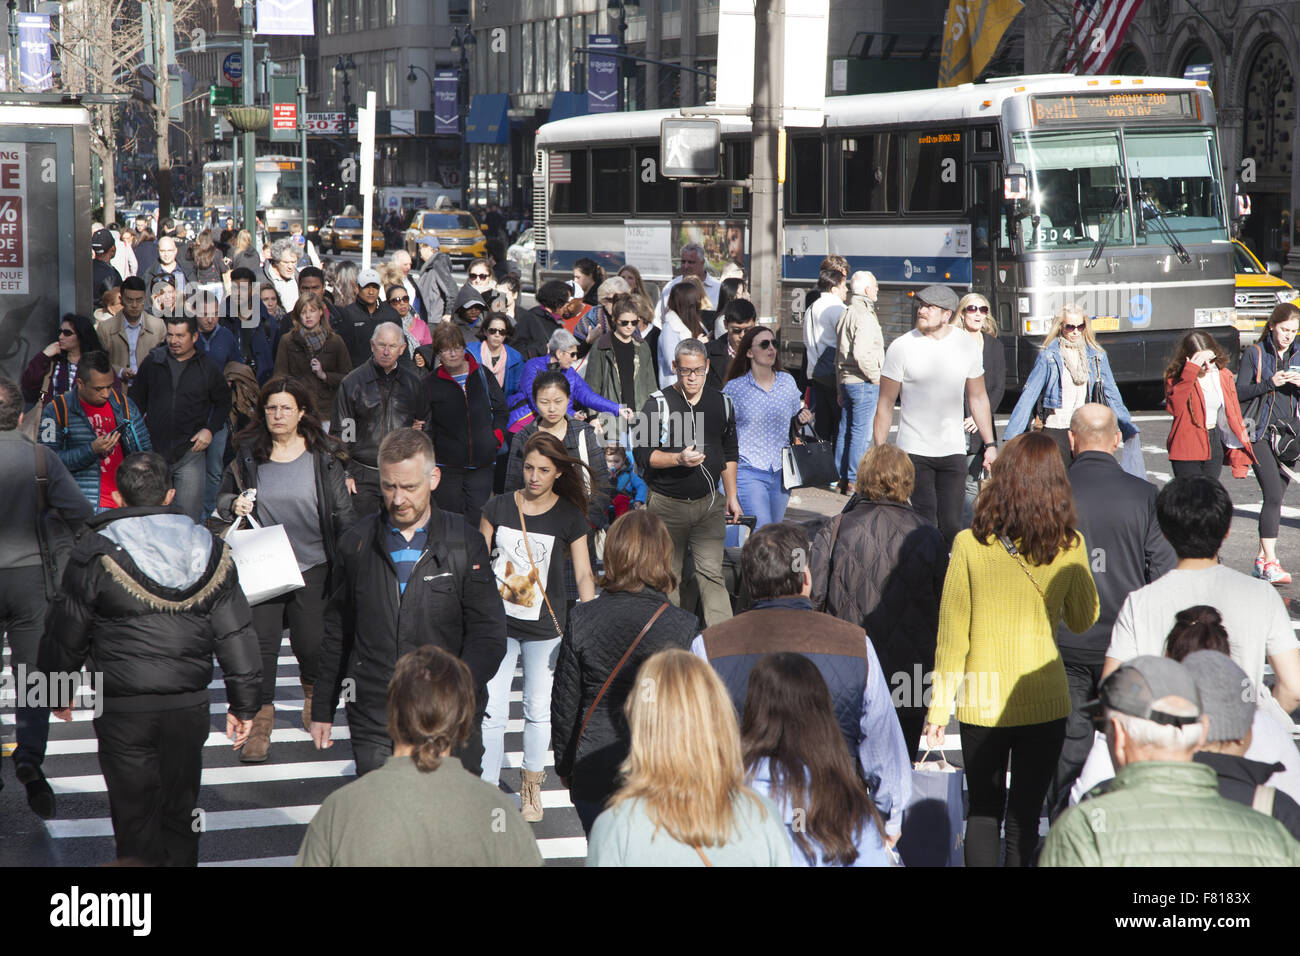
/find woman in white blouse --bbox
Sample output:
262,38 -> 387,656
1163,330 -> 1255,480
657,279 -> 710,387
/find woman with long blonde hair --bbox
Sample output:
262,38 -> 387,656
953,292 -> 1007,524
586,648 -> 792,866
1002,303 -> 1135,468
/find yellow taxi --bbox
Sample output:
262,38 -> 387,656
319,215 -> 385,254
404,208 -> 487,267
1234,238 -> 1300,346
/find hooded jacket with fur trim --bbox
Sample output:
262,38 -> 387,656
38,506 -> 261,717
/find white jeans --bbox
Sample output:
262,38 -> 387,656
480,635 -> 562,784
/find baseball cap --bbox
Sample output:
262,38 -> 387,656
358,268 -> 382,288
90,228 -> 115,254
915,284 -> 960,313
416,236 -> 440,250
1181,651 -> 1254,743
1082,655 -> 1202,727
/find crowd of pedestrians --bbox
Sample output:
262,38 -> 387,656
6,226 -> 1300,869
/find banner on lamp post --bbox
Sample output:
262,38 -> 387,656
588,34 -> 618,114
18,14 -> 51,91
256,0 -> 315,35
434,70 -> 459,135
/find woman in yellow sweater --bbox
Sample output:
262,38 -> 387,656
923,432 -> 1098,866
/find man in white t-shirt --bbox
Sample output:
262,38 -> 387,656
1105,475 -> 1300,729
872,284 -> 997,546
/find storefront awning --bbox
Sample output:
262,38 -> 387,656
548,91 -> 588,125
465,94 -> 510,144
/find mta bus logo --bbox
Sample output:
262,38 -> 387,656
1128,294 -> 1152,328
903,258 -> 913,279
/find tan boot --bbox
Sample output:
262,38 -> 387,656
300,681 -> 314,734
240,704 -> 275,763
520,769 -> 546,823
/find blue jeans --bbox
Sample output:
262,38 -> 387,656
736,464 -> 789,529
480,635 -> 562,785
168,448 -> 207,523
835,381 -> 878,484
203,426 -> 228,516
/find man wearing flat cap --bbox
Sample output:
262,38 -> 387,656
1041,655 -> 1300,866
871,283 -> 997,547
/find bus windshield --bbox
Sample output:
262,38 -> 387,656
256,170 -> 302,208
1125,129 -> 1226,246
1012,129 -> 1130,251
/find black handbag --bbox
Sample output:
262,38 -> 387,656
782,421 -> 838,490
1270,418 -> 1300,465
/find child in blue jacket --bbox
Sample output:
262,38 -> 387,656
604,445 -> 645,520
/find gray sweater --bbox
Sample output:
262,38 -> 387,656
295,755 -> 544,867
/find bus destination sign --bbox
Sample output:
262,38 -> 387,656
1031,91 -> 1199,125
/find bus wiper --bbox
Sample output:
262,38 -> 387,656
1137,176 -> 1192,264
1087,184 -> 1126,269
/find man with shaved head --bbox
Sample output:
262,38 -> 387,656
1044,403 -> 1176,821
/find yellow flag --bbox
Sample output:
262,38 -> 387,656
938,0 -> 1024,87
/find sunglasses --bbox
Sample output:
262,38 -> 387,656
486,327 -> 507,335
753,339 -> 776,350
58,328 -> 75,336
616,319 -> 638,328
963,305 -> 990,314
1063,322 -> 1086,332
469,272 -> 492,280
389,296 -> 409,304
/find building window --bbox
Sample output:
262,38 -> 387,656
384,59 -> 397,106
904,129 -> 963,212
325,0 -> 334,33
522,21 -> 534,94
386,0 -> 397,25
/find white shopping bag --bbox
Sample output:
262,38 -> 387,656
223,515 -> 305,605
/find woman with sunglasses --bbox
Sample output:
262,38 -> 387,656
575,275 -> 632,357
461,260 -> 498,300
723,327 -> 812,528
1164,331 -> 1254,483
584,294 -> 659,440
22,313 -> 102,408
952,293 -> 1007,524
384,282 -> 432,358
1003,303 -> 1136,469
467,313 -> 524,493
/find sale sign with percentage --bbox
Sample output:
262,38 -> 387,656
0,144 -> 26,293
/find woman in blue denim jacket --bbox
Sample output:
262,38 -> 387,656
1003,304 -> 1136,469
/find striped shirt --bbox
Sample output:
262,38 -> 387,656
387,522 -> 428,595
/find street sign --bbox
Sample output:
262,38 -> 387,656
272,103 -> 297,132
210,85 -> 235,106
660,117 -> 722,179
304,111 -> 356,135
223,51 -> 242,86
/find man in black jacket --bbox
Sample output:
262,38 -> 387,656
130,314 -> 231,522
38,452 -> 260,866
0,377 -> 93,818
310,428 -> 505,776
333,322 -> 426,516
510,280 -> 571,360
706,300 -> 757,390
335,268 -> 397,368
1046,402 -> 1176,821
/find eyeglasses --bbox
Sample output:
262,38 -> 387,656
388,296 -> 409,304
677,366 -> 708,378
963,305 -> 990,314
58,328 -> 75,337
753,339 -> 776,350
469,272 -> 492,280
1063,322 -> 1086,332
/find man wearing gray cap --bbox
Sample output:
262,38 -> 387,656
1041,655 -> 1300,866
1182,650 -> 1300,840
336,267 -> 399,368
872,284 -> 997,547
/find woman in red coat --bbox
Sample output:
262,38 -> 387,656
1164,331 -> 1255,480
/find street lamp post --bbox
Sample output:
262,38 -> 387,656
407,65 -> 436,185
450,26 -> 476,209
334,54 -> 356,206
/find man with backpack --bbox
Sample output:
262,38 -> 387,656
309,428 -> 505,776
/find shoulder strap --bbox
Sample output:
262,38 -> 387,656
1255,343 -> 1263,385
442,510 -> 468,599
576,601 -> 670,748
1252,784 -> 1276,816
34,443 -> 48,512
999,533 -> 1047,602
813,513 -> 845,613
515,491 -> 563,636
51,392 -> 68,430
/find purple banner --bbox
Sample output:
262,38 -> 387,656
434,70 -> 459,135
588,34 -> 618,114
18,14 -> 51,91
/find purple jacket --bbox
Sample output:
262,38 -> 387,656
514,355 -> 621,419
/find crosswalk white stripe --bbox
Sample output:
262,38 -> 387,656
41,726 -> 354,756
2,699 -> 318,724
49,760 -> 357,795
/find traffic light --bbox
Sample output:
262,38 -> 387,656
208,84 -> 217,117
345,102 -> 358,121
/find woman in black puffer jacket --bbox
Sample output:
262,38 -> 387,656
809,443 -> 947,759
551,511 -> 699,834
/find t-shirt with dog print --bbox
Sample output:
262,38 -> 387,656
482,493 -> 590,640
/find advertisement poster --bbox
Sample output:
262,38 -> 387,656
624,220 -> 671,276
256,0 -> 315,35
587,34 -> 618,114
0,144 -> 28,294
18,14 -> 51,91
676,219 -> 747,274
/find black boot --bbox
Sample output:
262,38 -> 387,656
15,762 -> 55,819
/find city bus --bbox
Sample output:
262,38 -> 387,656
533,74 -> 1239,386
202,155 -> 317,238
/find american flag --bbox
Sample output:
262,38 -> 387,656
1063,0 -> 1144,74
548,152 -> 571,185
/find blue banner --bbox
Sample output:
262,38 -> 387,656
587,34 -> 618,114
18,14 -> 51,91
256,0 -> 315,35
434,70 -> 459,135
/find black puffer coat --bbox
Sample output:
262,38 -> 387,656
809,496 -> 947,685
551,587 -> 698,804
38,506 -> 261,718
215,445 -> 358,567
